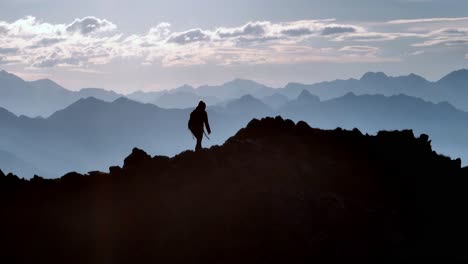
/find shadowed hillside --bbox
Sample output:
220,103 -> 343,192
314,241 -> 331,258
1,117 -> 467,263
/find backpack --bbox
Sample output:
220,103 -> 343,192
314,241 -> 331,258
188,109 -> 198,131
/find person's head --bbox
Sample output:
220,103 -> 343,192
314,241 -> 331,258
197,101 -> 206,110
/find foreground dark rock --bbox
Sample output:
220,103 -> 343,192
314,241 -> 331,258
1,116 -> 467,263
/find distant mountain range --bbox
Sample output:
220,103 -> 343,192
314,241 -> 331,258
279,90 -> 468,164
0,96 -> 265,177
123,68 -> 468,111
3,69 -> 468,117
1,89 -> 468,177
0,70 -> 122,117
282,69 -> 468,111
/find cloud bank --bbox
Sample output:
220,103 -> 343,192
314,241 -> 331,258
0,16 -> 466,69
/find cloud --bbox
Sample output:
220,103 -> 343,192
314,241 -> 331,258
409,50 -> 425,56
281,27 -> 314,37
412,27 -> 468,47
388,17 -> 468,24
321,25 -> 357,35
167,29 -> 211,44
339,45 -> 379,52
334,32 -> 423,42
0,16 -> 124,68
0,56 -> 19,65
0,47 -> 18,54
0,16 -> 402,68
213,20 -> 362,42
33,57 -> 80,68
29,37 -> 65,48
334,32 -> 400,42
0,25 -> 7,34
216,21 -> 268,38
66,16 -> 116,34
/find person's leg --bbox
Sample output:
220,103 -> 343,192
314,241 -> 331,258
195,133 -> 203,151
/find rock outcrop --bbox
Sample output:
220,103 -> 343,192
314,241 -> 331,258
1,116 -> 467,263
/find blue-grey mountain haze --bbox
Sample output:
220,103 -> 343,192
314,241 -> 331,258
0,0 -> 467,177
0,69 -> 468,177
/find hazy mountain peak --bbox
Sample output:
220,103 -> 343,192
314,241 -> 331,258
438,69 -> 468,85
74,96 -> 105,105
29,78 -> 66,92
113,96 -> 133,104
224,78 -> 263,87
0,69 -> 11,76
0,106 -> 17,119
407,73 -> 421,78
360,71 -> 388,81
225,94 -> 271,113
239,94 -> 256,100
234,94 -> 267,104
33,78 -> 57,85
48,96 -> 107,120
343,92 -> 357,97
112,96 -> 159,109
295,89 -> 320,102
171,84 -> 195,93
404,73 -> 428,81
0,69 -> 25,83
78,87 -> 121,95
297,89 -> 312,98
77,88 -> 122,102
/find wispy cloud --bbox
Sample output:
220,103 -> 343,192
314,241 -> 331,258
339,45 -> 379,53
388,17 -> 468,24
412,28 -> 468,47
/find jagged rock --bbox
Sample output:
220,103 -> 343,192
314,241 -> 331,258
123,147 -> 152,169
30,175 -> 45,184
109,166 -> 121,175
87,170 -> 107,177
60,171 -> 85,185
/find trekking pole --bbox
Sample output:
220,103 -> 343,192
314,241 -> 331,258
203,130 -> 210,140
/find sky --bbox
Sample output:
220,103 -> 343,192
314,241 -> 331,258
0,0 -> 468,93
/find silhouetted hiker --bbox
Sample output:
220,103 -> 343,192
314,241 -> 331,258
188,101 -> 211,151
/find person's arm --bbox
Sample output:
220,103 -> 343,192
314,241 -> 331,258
204,111 -> 211,134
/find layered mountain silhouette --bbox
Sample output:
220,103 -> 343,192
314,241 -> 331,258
259,93 -> 290,109
3,69 -> 468,117
0,70 -> 123,117
127,79 -> 275,109
1,117 -> 467,263
2,90 -> 468,178
282,69 -> 468,111
0,96 -> 263,177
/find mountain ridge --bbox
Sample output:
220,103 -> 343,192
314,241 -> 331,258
2,68 -> 468,116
